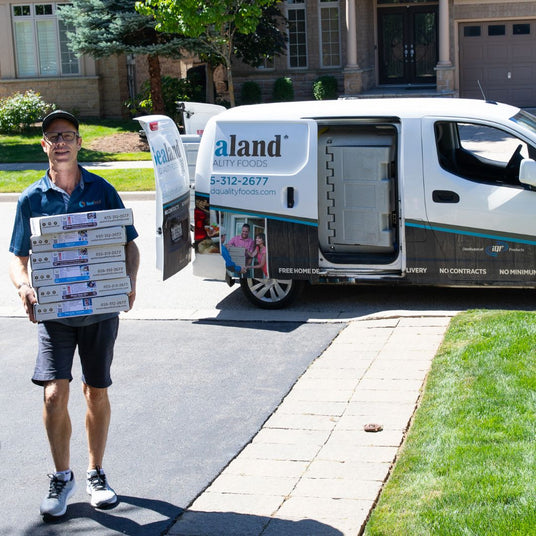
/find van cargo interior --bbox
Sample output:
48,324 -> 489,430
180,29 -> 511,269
317,124 -> 399,266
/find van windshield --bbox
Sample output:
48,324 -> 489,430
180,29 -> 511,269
510,110 -> 536,136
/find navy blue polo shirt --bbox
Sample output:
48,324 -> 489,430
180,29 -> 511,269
10,166 -> 138,325
10,166 -> 138,256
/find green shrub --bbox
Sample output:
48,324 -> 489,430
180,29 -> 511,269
240,81 -> 262,105
0,91 -> 54,133
313,75 -> 338,100
215,98 -> 231,109
272,77 -> 294,102
124,76 -> 204,119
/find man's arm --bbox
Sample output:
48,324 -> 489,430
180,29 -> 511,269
9,254 -> 37,323
125,240 -> 140,310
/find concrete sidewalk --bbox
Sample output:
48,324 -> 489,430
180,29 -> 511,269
168,315 -> 451,536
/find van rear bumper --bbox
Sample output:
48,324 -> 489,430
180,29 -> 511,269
193,253 -> 226,280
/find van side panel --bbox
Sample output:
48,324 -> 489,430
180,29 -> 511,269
267,220 -> 319,281
404,116 -> 536,287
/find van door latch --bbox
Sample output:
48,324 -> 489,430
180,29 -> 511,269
432,190 -> 460,203
287,187 -> 295,208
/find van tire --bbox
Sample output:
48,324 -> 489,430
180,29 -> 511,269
240,278 -> 304,309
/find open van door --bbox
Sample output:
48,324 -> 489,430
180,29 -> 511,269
177,102 -> 226,135
137,115 -> 191,280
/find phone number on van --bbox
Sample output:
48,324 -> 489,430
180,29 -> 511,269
210,176 -> 269,186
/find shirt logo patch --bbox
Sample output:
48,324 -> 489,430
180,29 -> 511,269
79,200 -> 102,208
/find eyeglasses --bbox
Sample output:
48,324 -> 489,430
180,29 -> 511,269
44,131 -> 78,143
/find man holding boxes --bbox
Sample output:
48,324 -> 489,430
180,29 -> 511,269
8,110 -> 140,518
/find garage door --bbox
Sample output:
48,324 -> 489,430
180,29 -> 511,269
460,20 -> 536,107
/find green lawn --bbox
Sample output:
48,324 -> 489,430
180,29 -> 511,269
0,119 -> 155,192
0,119 -> 151,163
0,168 -> 155,193
365,309 -> 536,536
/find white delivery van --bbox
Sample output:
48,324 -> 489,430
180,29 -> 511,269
185,98 -> 536,308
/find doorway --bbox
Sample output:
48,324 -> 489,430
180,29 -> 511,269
378,3 -> 438,85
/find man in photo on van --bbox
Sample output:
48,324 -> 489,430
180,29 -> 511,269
8,110 -> 140,519
227,223 -> 255,253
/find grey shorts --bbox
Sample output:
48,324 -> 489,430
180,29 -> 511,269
33,317 -> 119,388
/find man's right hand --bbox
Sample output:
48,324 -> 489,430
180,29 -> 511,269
18,283 -> 37,323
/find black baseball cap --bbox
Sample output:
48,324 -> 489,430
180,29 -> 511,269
42,110 -> 79,133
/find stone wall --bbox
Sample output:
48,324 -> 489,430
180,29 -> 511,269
0,77 -> 101,116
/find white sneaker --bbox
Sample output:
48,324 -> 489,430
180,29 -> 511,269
40,472 -> 76,517
86,467 -> 117,508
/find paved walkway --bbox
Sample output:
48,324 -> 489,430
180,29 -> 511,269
168,315 -> 452,536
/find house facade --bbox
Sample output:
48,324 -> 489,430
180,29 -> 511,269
0,0 -> 535,118
232,0 -> 536,107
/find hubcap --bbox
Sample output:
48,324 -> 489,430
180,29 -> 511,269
247,278 -> 293,303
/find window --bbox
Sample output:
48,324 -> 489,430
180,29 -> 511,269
319,0 -> 341,67
256,57 -> 275,71
11,3 -> 79,77
435,121 -> 535,187
513,24 -> 530,35
488,25 -> 506,36
287,0 -> 307,68
464,26 -> 481,37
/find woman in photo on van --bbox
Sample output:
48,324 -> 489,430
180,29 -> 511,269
247,233 -> 268,278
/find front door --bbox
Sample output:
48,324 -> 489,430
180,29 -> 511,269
378,4 -> 438,85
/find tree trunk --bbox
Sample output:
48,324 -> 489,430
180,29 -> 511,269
206,64 -> 215,103
147,54 -> 165,114
226,64 -> 235,107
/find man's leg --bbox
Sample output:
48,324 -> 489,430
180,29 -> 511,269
83,383 -> 110,470
43,379 -> 71,471
40,379 -> 76,517
84,383 -> 117,507
79,317 -> 119,508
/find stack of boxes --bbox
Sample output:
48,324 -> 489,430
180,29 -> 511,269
30,209 -> 134,321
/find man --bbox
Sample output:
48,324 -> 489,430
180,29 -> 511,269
219,227 -> 246,276
227,223 -> 254,251
9,110 -> 140,518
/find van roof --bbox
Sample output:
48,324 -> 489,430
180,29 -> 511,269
216,98 -> 520,123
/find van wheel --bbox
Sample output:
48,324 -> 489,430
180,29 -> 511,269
240,278 -> 304,309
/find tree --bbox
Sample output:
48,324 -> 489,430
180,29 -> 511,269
59,0 -> 204,114
234,5 -> 287,68
136,0 -> 282,107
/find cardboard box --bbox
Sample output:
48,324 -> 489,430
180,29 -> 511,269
30,244 -> 125,269
30,226 -> 126,252
227,246 -> 247,268
37,277 -> 131,303
31,208 -> 133,235
31,261 -> 127,287
34,294 -> 130,321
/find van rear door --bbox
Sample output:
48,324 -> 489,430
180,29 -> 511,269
196,119 -> 320,282
137,115 -> 191,280
209,119 -> 318,225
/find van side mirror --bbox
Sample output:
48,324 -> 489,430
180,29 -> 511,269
519,159 -> 536,187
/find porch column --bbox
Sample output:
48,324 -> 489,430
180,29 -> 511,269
435,0 -> 455,93
346,0 -> 358,68
344,0 -> 363,95
437,0 -> 451,67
